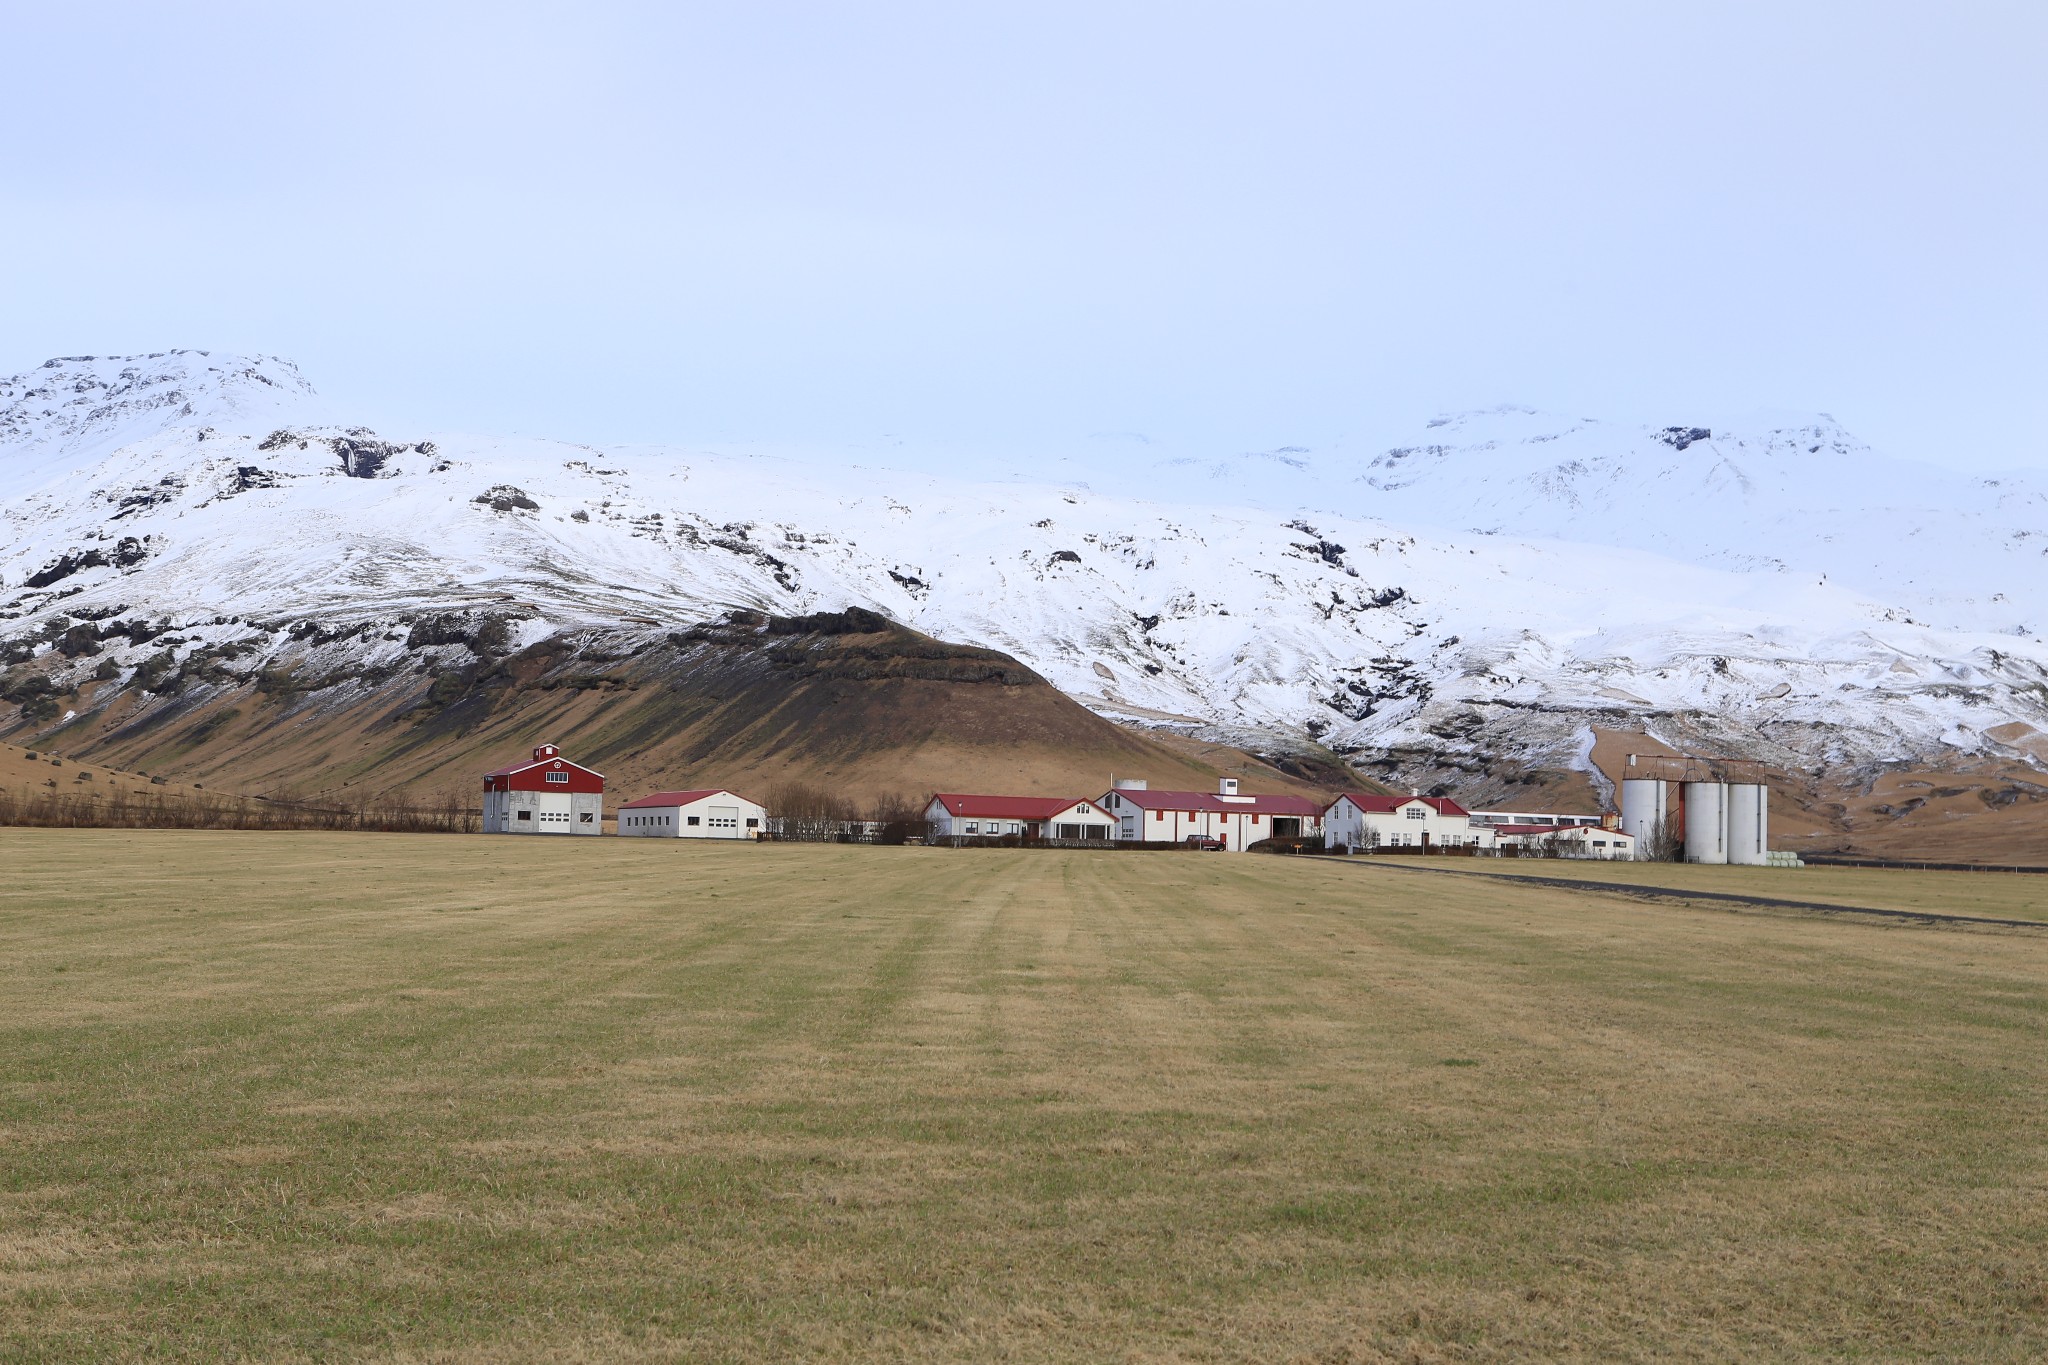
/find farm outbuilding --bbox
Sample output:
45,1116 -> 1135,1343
482,744 -> 604,835
925,794 -> 1116,840
618,789 -> 767,839
1097,778 -> 1323,852
1492,823 -> 1636,859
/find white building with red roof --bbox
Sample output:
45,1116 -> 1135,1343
482,743 -> 605,835
1096,778 -> 1323,852
618,788 -> 766,839
1491,823 -> 1636,859
1322,792 -> 1489,853
925,793 -> 1116,841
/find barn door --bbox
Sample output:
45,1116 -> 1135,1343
710,804 -> 741,838
537,793 -> 573,833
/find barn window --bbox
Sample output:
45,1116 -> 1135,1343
580,812 -> 594,823
546,772 -> 570,784
687,816 -> 700,826
745,818 -> 758,828
516,810 -> 532,821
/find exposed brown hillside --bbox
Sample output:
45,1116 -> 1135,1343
1,609 -> 1337,808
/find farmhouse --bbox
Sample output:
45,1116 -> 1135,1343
1096,778 -> 1323,852
1322,793 -> 1489,853
482,743 -> 604,835
1492,823 -> 1636,859
925,793 -> 1116,840
617,788 -> 767,839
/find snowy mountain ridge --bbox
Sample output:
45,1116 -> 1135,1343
3,351 -> 2045,786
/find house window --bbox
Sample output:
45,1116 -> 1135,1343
1593,839 -> 1607,847
687,815 -> 700,826
1405,806 -> 1425,819
965,822 -> 980,834
546,772 -> 570,784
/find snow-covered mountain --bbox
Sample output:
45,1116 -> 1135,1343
4,352 -> 2046,784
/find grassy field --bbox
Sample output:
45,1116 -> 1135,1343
1441,855 -> 2048,922
2,832 -> 2046,1362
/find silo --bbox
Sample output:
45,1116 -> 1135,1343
1725,783 -> 1768,865
1682,781 -> 1728,864
1619,778 -> 1670,858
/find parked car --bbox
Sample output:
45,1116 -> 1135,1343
1184,835 -> 1225,851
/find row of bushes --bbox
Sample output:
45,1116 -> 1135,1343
0,787 -> 479,833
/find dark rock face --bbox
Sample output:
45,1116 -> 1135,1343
404,612 -> 519,655
332,433 -> 414,479
1656,426 -> 1713,451
24,538 -> 151,588
473,486 -> 540,512
225,466 -> 283,493
765,607 -> 893,636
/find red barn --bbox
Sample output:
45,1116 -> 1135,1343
482,743 -> 605,835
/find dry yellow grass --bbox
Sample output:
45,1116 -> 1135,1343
2,830 -> 2045,1361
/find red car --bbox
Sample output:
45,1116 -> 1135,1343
1184,835 -> 1225,851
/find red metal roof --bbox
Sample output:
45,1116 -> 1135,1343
619,789 -> 753,810
1101,788 -> 1324,816
1329,792 -> 1470,817
931,793 -> 1103,820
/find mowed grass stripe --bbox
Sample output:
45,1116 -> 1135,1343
1,830 -> 2045,1361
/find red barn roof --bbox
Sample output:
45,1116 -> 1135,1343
1328,792 -> 1469,817
930,793 -> 1102,820
1102,788 -> 1323,816
618,789 -> 753,810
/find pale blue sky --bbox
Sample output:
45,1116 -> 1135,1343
4,1 -> 2043,470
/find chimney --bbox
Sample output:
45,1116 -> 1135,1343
1113,778 -> 1148,791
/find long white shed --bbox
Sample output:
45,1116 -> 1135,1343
617,788 -> 766,839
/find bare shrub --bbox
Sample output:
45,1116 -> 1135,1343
0,782 -> 481,835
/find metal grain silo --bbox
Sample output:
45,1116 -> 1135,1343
1725,783 -> 1768,865
1682,781 -> 1728,864
1619,778 -> 1670,858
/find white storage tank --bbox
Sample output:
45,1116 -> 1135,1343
1619,778 -> 1671,857
1682,781 -> 1728,864
1725,782 -> 1768,865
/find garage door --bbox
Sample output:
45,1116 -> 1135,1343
708,805 -> 742,838
536,793 -> 573,833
